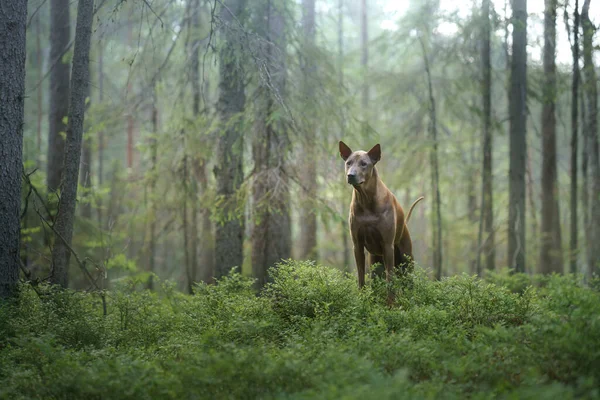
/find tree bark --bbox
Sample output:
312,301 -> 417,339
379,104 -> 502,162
419,36 -> 443,280
79,67 -> 92,219
582,0 -> 600,277
338,0 -> 351,270
147,84 -> 158,290
0,0 -> 27,298
97,43 -> 104,227
251,0 -> 291,290
477,0 -> 495,275
47,0 -> 71,192
569,0 -> 580,274
214,0 -> 247,279
361,0 -> 368,114
508,0 -> 527,273
50,0 -> 94,288
298,0 -> 317,260
36,11 -> 43,168
540,0 -> 563,274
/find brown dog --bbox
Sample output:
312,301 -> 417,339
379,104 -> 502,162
339,141 -> 423,297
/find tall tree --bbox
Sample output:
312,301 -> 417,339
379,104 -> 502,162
190,0 -> 214,284
251,0 -> 291,289
50,0 -> 94,288
0,0 -> 28,298
338,0 -> 351,269
418,36 -> 443,279
47,0 -> 71,192
569,0 -> 580,274
298,0 -> 317,260
582,0 -> 600,277
540,0 -> 563,274
214,0 -> 247,279
79,68 -> 92,219
508,0 -> 527,273
477,0 -> 495,275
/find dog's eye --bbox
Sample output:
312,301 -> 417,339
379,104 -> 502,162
360,161 -> 367,167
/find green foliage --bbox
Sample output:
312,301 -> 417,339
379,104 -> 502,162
1,260 -> 599,399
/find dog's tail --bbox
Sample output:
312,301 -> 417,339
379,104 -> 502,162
406,196 -> 424,224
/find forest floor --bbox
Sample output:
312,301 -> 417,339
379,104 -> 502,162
1,260 -> 599,399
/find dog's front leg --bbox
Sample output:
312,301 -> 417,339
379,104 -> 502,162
354,245 -> 366,288
383,244 -> 395,305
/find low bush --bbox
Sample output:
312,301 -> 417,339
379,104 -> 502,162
1,260 -> 599,399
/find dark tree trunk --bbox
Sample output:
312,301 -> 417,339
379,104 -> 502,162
419,37 -> 443,280
79,67 -> 92,219
0,0 -> 27,298
50,0 -> 94,288
477,0 -> 495,275
298,0 -> 317,260
36,12 -> 43,168
540,0 -> 563,274
508,0 -> 527,273
569,0 -> 580,274
582,0 -> 600,277
47,0 -> 71,192
252,0 -> 291,290
214,0 -> 247,279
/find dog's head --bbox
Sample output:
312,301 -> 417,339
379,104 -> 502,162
338,141 -> 381,186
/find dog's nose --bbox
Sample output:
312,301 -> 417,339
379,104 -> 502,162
347,173 -> 357,184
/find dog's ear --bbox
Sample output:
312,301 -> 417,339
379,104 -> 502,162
339,141 -> 353,161
368,144 -> 381,164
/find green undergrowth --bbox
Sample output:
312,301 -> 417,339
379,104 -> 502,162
1,260 -> 599,399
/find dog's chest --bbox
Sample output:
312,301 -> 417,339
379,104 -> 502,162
351,208 -> 393,255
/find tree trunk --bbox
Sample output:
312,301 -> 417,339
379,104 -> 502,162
582,0 -> 600,277
569,0 -> 580,274
214,0 -> 247,279
477,0 -> 495,275
47,0 -> 71,192
0,0 -> 27,298
361,0 -> 368,116
339,0 -> 351,270
97,43 -> 104,227
251,0 -> 291,290
36,12 -> 43,168
79,67 -> 92,219
50,0 -> 94,288
540,0 -> 563,274
508,0 -> 527,273
298,0 -> 317,260
147,84 -> 158,290
419,36 -> 443,280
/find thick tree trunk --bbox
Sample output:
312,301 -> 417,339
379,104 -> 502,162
582,0 -> 600,277
214,0 -> 247,279
508,0 -> 527,273
298,0 -> 317,260
477,0 -> 495,275
0,0 -> 27,298
252,0 -> 291,289
419,37 -> 443,280
540,0 -> 563,274
50,0 -> 94,288
47,0 -> 71,192
569,0 -> 580,274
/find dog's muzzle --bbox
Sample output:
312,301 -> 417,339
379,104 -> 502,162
347,174 -> 359,185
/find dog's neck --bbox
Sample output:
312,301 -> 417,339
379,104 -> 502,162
352,167 -> 381,210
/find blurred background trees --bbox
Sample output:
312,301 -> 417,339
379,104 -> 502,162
6,0 -> 600,292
